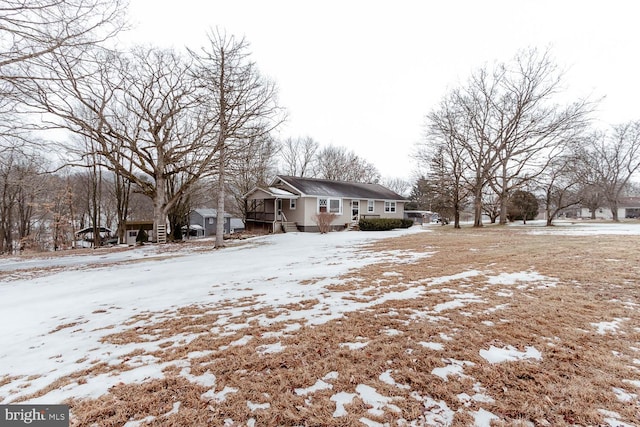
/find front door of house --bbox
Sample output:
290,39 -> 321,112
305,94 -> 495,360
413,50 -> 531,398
276,199 -> 283,221
351,200 -> 359,222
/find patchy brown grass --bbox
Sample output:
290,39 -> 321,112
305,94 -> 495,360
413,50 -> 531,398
11,227 -> 640,426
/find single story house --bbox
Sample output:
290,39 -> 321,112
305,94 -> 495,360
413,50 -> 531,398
244,175 -> 409,233
189,208 -> 232,236
578,197 -> 640,220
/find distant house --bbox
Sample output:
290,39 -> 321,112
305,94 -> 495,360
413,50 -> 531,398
189,209 -> 232,236
230,218 -> 245,233
244,175 -> 409,233
579,197 -> 640,220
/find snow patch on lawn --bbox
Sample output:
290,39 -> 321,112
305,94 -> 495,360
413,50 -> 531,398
330,391 -> 356,417
480,345 -> 542,364
356,384 -> 402,416
525,221 -> 640,236
379,370 -> 410,390
433,293 -> 483,312
592,318 -> 626,335
123,402 -> 180,427
419,341 -> 444,351
295,379 -> 333,396
382,271 -> 403,277
599,409 -> 637,427
339,341 -> 369,350
247,401 -> 270,411
202,385 -> 238,402
613,387 -> 637,402
427,270 -> 482,286
487,271 -> 556,287
472,408 -> 500,426
256,342 -> 285,354
412,394 -> 455,426
179,367 -> 216,388
431,359 -> 475,381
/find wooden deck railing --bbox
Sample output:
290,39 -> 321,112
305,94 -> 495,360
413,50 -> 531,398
246,211 -> 275,222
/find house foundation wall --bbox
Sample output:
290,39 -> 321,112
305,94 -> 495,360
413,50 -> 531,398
298,224 -> 347,233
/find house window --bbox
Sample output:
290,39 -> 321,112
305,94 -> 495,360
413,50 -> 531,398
318,198 -> 342,214
290,198 -> 297,210
330,199 -> 341,214
368,200 -> 375,213
384,201 -> 396,213
208,218 -> 214,224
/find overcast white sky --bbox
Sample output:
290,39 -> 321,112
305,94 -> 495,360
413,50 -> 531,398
124,0 -> 640,180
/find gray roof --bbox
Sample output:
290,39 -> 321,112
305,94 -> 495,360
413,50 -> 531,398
276,176 -> 408,201
230,218 -> 245,229
192,208 -> 232,218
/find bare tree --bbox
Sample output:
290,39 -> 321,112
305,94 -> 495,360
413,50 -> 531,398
536,154 -> 582,226
190,29 -> 284,248
280,136 -> 318,177
314,145 -> 380,183
381,177 -> 411,197
577,122 -> 640,221
77,135 -> 104,247
420,96 -> 472,228
0,0 -> 127,149
43,179 -> 74,250
228,133 -> 280,224
486,49 -> 592,224
0,146 -> 48,253
0,0 -> 126,69
449,76 -> 501,227
482,190 -> 501,224
426,48 -> 592,227
18,46 -> 223,242
166,172 -> 196,241
107,158 -> 133,244
426,143 -> 469,228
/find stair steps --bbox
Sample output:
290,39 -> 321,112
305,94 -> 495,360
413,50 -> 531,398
282,222 -> 299,233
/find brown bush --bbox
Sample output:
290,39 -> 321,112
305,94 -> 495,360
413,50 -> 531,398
312,212 -> 338,233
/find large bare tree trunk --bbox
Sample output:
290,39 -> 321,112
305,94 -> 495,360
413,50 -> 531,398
498,165 -> 509,225
153,157 -> 167,243
609,199 -> 620,222
473,188 -> 483,227
215,144 -> 226,248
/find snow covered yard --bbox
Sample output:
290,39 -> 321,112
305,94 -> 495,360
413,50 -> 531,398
1,223 -> 640,426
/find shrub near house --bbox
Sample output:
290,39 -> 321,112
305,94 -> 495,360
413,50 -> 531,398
359,218 -> 413,231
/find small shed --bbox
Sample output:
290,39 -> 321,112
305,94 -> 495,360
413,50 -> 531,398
124,221 -> 155,245
189,209 -> 232,236
182,224 -> 205,238
230,218 -> 245,233
75,226 -> 116,248
404,210 -> 438,225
